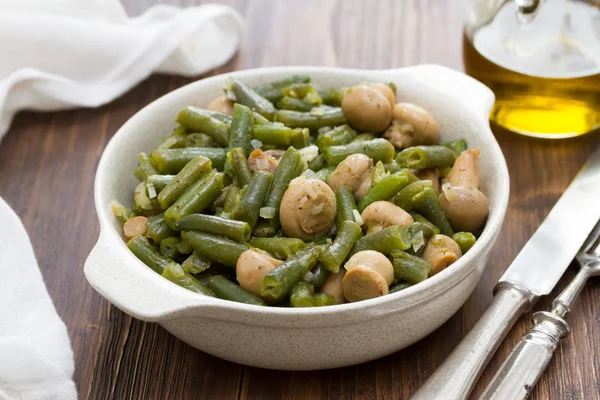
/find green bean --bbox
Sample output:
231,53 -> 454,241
407,221 -> 436,256
222,184 -> 241,214
277,96 -> 313,111
389,281 -> 413,293
320,221 -> 363,273
410,213 -> 441,235
185,132 -> 216,148
249,237 -> 307,260
152,148 -> 226,173
146,175 -> 175,193
396,145 -> 457,170
264,147 -> 304,227
260,244 -> 323,302
335,186 -> 357,229
176,236 -> 193,255
351,225 -> 412,255
229,103 -> 253,155
162,262 -> 215,296
251,124 -> 309,148
127,235 -> 171,274
176,106 -> 230,146
145,214 -> 177,245
357,170 -> 411,212
164,171 -> 225,228
453,232 -> 477,253
157,156 -> 212,209
112,202 -> 132,225
230,171 -> 273,229
252,111 -> 270,125
282,83 -> 322,104
227,148 -> 252,187
304,263 -> 329,288
208,275 -> 265,306
439,165 -> 452,177
412,187 -> 454,237
316,124 -> 357,150
175,214 -> 251,242
392,180 -> 432,210
181,250 -> 211,274
133,182 -> 161,216
313,293 -> 337,306
160,236 -> 181,259
443,138 -> 468,155
252,219 -> 277,237
290,281 -> 315,307
318,87 -> 346,106
134,152 -> 159,181
276,108 -> 347,129
390,250 -> 431,284
157,126 -> 188,150
254,75 -> 311,103
313,166 -> 335,182
231,78 -> 276,120
307,153 -> 327,172
183,231 -> 249,268
198,109 -> 233,123
324,139 -> 395,165
352,133 -> 376,142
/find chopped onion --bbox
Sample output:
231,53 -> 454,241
259,207 -> 276,219
352,209 -> 364,226
251,139 -> 263,149
146,183 -> 157,199
412,230 -> 425,252
442,182 -> 458,201
299,145 -> 319,163
310,202 -> 324,215
303,169 -> 316,179
255,158 -> 271,171
290,174 -> 306,185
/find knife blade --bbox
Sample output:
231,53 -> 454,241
412,146 -> 600,400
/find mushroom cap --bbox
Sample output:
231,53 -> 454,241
421,234 -> 462,276
327,154 -> 373,197
360,201 -> 414,232
206,95 -> 234,114
341,85 -> 393,132
236,249 -> 283,296
320,270 -> 346,305
439,185 -> 489,233
342,265 -> 390,302
383,102 -> 438,148
344,250 -> 394,285
368,83 -> 396,108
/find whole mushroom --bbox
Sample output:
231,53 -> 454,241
360,201 -> 414,233
327,154 -> 373,201
341,84 -> 393,132
421,234 -> 462,276
320,270 -> 346,305
383,103 -> 439,149
342,250 -> 394,302
236,249 -> 283,296
280,178 -> 337,241
206,95 -> 234,114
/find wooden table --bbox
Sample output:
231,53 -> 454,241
1,0 -> 598,398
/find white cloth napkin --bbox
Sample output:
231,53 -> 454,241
0,1 -> 243,399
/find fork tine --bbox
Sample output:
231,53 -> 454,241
581,218 -> 600,254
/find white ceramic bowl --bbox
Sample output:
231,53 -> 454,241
85,65 -> 509,370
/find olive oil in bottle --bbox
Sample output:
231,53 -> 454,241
463,0 -> 600,138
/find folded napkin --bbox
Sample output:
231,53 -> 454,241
0,1 -> 243,398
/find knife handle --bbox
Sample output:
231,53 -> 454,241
478,311 -> 570,400
411,282 -> 535,400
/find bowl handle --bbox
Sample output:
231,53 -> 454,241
380,64 -> 495,122
84,231 -> 213,322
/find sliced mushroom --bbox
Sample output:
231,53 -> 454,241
123,216 -> 148,240
341,85 -> 393,132
327,154 -> 373,201
342,250 -> 394,302
415,168 -> 441,193
360,201 -> 414,232
206,95 -> 234,114
343,250 -> 394,284
320,270 -> 346,304
383,103 -> 439,149
280,178 -> 337,241
421,234 -> 462,276
236,249 -> 283,296
247,149 -> 279,174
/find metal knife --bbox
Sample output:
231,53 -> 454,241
411,147 -> 600,400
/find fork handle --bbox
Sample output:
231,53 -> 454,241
478,311 -> 570,400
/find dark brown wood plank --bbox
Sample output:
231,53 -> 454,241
0,0 -> 598,399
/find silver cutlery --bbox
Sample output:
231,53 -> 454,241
412,147 -> 600,400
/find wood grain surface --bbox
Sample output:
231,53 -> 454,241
0,0 -> 598,399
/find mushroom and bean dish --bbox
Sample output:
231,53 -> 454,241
113,75 -> 488,307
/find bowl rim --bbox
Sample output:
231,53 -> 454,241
90,64 -> 509,319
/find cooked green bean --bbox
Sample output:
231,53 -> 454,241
304,263 -> 329,288
393,180 -> 433,211
410,213 -> 441,235
251,124 -> 309,148
389,281 -> 413,293
254,75 -> 311,103
199,109 -> 233,123
145,214 -> 177,244
223,184 -> 240,214
412,187 -> 454,237
282,83 -> 322,104
307,153 -> 327,171
146,175 -> 175,193
183,231 -> 249,268
351,225 -> 412,255
164,171 -> 225,228
352,133 -> 376,142
260,244 -> 323,302
127,235 -> 171,274
134,152 -> 159,181
208,275 -> 266,305
313,166 -> 336,182
230,171 -> 273,229
231,78 -> 276,120
176,237 -> 193,255
324,139 -> 395,165
390,250 -> 431,284
252,219 -> 277,237
157,156 -> 212,209
152,147 -> 226,173
252,111 -> 270,125
249,237 -> 306,259
320,221 -> 362,273
318,87 -> 346,106
185,132 -> 216,148
277,96 -> 313,111
453,232 -> 477,253
335,186 -> 357,229
290,281 -> 315,307
313,293 -> 337,306
181,250 -> 211,274
276,108 -> 347,129
229,103 -> 253,154
157,126 -> 188,150
443,138 -> 468,155
159,236 -> 181,259
162,262 -> 215,296
264,147 -> 304,227
227,147 -> 252,186
175,214 -> 251,242
316,124 -> 357,150
357,170 -> 411,212
112,202 -> 132,225
176,106 -> 230,146
396,145 -> 457,169
133,182 -> 161,216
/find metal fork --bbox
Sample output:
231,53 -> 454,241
479,219 -> 600,400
